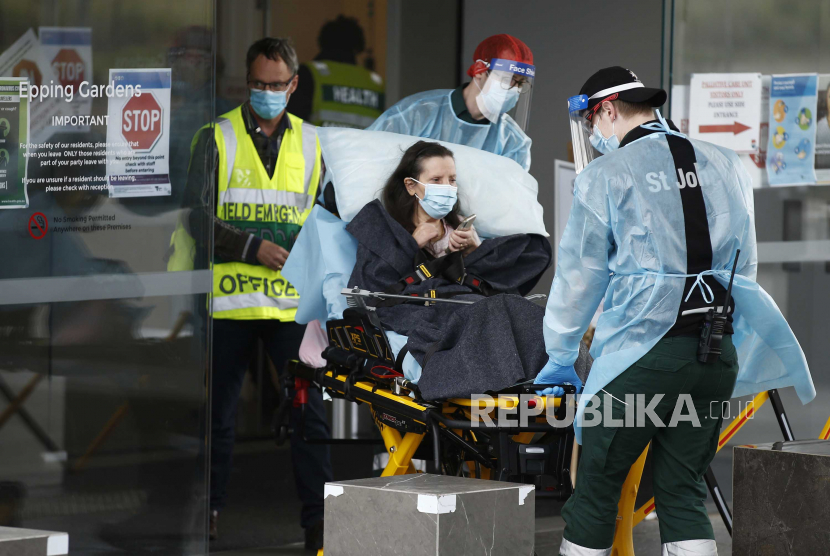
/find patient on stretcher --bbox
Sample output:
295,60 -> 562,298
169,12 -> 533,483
344,144 -> 589,401
285,129 -> 592,400
382,141 -> 481,258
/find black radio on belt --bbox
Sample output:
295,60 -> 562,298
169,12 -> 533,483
697,250 -> 740,364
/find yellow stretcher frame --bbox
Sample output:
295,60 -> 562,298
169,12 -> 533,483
296,363 -> 815,555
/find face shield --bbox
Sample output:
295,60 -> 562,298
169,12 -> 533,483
475,58 -> 534,131
568,94 -> 598,174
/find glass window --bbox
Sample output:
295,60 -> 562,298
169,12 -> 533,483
664,0 -> 830,506
0,1 -> 214,553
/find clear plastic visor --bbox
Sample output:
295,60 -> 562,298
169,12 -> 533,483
568,94 -> 598,174
480,58 -> 535,131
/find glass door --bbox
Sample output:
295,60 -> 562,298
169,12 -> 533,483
0,1 -> 215,553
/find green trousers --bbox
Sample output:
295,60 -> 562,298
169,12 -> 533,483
562,335 -> 738,550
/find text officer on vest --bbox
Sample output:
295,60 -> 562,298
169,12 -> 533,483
182,38 -> 331,550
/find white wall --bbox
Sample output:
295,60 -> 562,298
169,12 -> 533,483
462,0 -> 664,291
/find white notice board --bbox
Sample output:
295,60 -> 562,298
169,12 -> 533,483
689,73 -> 762,153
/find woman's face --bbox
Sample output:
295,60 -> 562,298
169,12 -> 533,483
405,156 -> 457,198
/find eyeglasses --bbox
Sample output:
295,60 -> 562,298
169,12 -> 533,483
492,72 -> 532,93
247,76 -> 295,92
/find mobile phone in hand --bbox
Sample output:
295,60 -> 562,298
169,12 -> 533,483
458,214 -> 477,231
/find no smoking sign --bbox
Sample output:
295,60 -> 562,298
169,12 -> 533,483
29,212 -> 48,239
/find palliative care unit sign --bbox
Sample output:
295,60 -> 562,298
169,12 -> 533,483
0,77 -> 30,209
105,68 -> 172,198
766,74 -> 818,186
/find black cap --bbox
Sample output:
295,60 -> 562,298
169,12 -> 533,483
579,66 -> 667,112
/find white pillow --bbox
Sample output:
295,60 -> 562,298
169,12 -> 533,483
317,128 -> 548,238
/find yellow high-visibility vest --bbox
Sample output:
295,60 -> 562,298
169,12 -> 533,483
207,106 -> 321,321
305,60 -> 385,128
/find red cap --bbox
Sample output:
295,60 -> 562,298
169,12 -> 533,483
466,34 -> 533,78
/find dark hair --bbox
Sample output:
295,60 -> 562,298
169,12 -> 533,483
318,15 -> 365,55
246,37 -> 299,77
382,141 -> 461,234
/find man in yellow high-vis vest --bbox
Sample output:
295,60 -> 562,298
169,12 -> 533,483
181,38 -> 330,550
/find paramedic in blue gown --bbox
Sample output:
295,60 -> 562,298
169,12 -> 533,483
535,66 -> 815,556
366,33 -> 535,171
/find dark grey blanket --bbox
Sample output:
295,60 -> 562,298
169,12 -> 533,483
346,201 -> 590,400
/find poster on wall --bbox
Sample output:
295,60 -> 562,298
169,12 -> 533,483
672,77 -> 770,188
106,68 -> 172,198
0,29 -> 62,143
39,27 -> 93,132
0,77 -> 29,209
766,74 -> 818,187
815,75 -> 830,184
689,73 -> 762,153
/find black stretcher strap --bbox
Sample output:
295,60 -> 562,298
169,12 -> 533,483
387,250 -> 497,298
395,345 -> 410,372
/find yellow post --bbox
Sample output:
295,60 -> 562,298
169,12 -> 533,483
610,444 -> 649,556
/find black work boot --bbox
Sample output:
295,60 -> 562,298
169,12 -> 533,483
304,519 -> 324,551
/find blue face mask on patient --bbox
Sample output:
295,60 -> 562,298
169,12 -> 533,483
409,178 -> 458,219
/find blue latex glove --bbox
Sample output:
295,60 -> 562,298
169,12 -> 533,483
534,360 -> 583,397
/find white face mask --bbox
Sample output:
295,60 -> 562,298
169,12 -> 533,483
474,77 -> 520,123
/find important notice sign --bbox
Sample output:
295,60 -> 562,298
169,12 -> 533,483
105,68 -> 171,198
689,73 -> 762,153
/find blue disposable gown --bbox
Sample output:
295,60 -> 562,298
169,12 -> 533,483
283,206 -> 424,381
366,89 -> 532,171
282,205 -> 358,326
544,125 -> 815,443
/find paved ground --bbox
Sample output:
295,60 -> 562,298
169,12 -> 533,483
14,441 -> 733,555
213,513 -> 732,556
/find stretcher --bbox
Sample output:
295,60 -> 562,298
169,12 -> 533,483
278,289 -> 805,556
279,288 -> 580,491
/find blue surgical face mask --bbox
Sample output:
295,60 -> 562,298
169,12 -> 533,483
589,117 -> 620,154
249,88 -> 288,120
410,178 -> 458,219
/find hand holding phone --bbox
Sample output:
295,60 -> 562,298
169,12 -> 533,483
458,214 -> 477,231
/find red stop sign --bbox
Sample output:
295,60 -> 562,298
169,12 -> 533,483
122,93 -> 163,151
13,59 -> 42,88
51,49 -> 84,92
